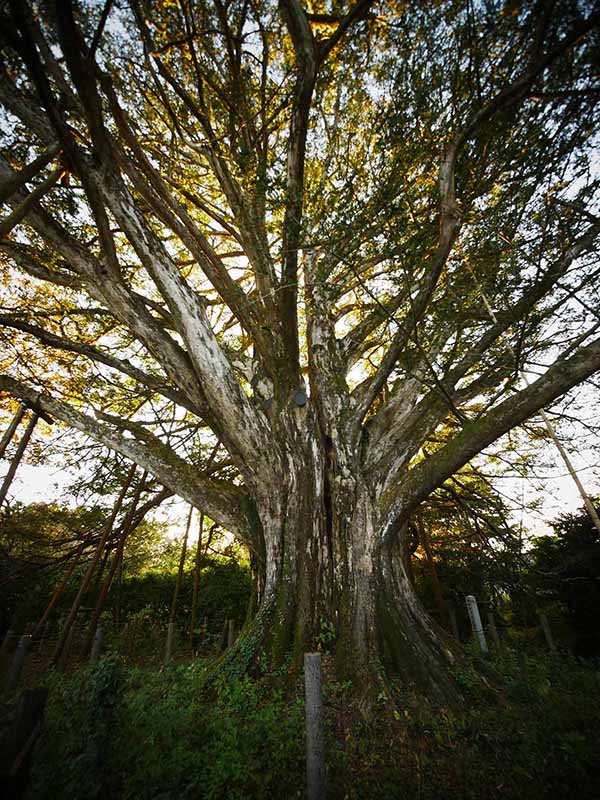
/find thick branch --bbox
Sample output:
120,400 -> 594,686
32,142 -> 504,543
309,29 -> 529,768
382,336 -> 600,539
0,375 -> 255,540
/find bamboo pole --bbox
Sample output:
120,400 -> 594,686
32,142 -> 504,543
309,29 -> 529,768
0,412 -> 38,508
51,463 -> 136,665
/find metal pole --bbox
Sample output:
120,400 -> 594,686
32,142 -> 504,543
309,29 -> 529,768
304,652 -> 326,800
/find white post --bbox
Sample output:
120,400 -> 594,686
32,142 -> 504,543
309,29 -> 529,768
465,595 -> 488,653
304,652 -> 326,800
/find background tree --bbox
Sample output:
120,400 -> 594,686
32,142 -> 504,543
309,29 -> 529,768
0,0 -> 599,700
527,499 -> 600,657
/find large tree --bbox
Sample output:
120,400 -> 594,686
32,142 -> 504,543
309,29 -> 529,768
1,0 -> 599,700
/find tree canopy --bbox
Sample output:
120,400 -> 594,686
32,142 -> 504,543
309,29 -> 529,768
1,0 -> 599,699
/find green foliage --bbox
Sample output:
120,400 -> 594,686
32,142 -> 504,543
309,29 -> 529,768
29,662 -> 304,800
119,557 -> 251,636
526,501 -> 600,657
27,650 -> 600,800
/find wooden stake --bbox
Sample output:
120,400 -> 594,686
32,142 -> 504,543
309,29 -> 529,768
304,652 -> 326,800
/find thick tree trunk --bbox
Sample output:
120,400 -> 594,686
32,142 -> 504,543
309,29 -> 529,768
226,419 -> 462,705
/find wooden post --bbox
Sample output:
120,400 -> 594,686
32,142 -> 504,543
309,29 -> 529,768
304,652 -> 326,800
0,412 -> 38,508
227,619 -> 236,648
487,611 -> 500,649
465,595 -> 488,653
0,403 -> 26,459
6,634 -> 32,692
90,627 -> 103,665
538,611 -> 557,654
164,622 -> 175,664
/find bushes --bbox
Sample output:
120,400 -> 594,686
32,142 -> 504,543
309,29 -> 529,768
26,649 -> 600,799
28,660 -> 304,800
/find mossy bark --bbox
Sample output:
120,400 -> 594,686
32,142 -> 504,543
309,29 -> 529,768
227,421 -> 463,705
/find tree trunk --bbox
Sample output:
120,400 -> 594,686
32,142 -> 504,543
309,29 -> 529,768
188,511 -> 204,648
225,419 -> 462,705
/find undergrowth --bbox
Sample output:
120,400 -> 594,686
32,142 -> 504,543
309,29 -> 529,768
25,647 -> 600,799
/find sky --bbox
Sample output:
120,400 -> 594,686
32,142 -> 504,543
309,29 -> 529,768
5,433 -> 599,542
